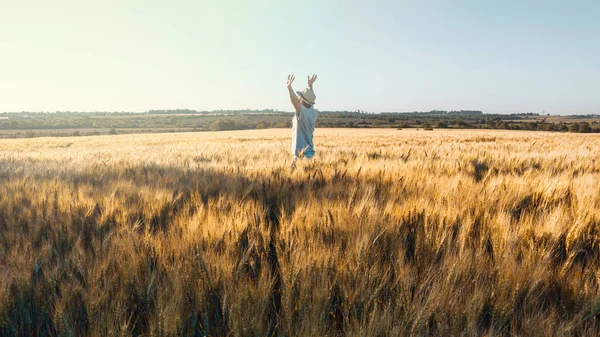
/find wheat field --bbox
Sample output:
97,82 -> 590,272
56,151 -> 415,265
1,128 -> 599,336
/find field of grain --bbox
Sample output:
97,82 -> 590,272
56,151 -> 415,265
1,128 -> 599,336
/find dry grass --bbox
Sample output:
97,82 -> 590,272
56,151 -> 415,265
1,128 -> 600,336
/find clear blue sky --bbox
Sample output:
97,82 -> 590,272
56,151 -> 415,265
1,0 -> 598,114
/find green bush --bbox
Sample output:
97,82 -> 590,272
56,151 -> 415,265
455,120 -> 468,128
210,119 -> 237,131
275,121 -> 292,128
579,122 -> 592,133
255,122 -> 269,129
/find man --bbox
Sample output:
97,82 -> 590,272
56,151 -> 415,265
286,74 -> 317,168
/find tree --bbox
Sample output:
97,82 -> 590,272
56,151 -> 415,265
568,123 -> 580,133
255,122 -> 269,129
210,118 -> 236,131
579,122 -> 592,133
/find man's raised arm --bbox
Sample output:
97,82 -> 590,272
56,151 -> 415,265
287,75 -> 301,114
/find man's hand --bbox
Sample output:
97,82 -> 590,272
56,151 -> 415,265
287,74 -> 295,88
308,74 -> 317,89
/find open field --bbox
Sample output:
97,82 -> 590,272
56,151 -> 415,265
1,129 -> 600,336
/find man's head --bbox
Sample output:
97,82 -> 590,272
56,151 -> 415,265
297,88 -> 316,108
297,95 -> 312,108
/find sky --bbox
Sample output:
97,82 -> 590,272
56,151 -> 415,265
1,0 -> 599,114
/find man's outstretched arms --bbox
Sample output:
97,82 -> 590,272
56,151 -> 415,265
287,75 -> 301,114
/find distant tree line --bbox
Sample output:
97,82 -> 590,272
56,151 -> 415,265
380,110 -> 484,116
0,110 -> 598,138
208,118 -> 291,131
147,109 -> 279,115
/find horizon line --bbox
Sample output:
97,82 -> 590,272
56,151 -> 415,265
1,109 -> 599,117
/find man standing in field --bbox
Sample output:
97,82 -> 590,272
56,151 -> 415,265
287,74 -> 317,168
